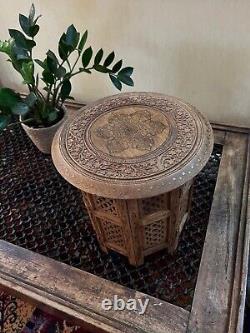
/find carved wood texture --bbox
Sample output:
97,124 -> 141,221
82,179 -> 193,266
52,92 -> 213,265
52,92 -> 213,199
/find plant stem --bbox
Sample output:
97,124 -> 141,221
71,51 -> 81,73
7,118 -> 34,128
53,53 -> 80,107
46,84 -> 52,104
32,85 -> 46,103
66,59 -> 72,71
30,37 -> 34,59
71,67 -> 93,77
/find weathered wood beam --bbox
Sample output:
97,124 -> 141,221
187,132 -> 249,333
0,240 -> 189,333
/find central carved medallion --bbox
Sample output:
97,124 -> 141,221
89,106 -> 170,158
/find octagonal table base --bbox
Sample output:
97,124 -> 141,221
82,180 -> 193,266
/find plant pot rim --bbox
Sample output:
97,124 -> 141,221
20,106 -> 66,131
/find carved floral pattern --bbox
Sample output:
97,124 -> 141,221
94,110 -> 166,155
61,93 -> 213,182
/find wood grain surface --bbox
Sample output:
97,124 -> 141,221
187,132 -> 249,333
0,241 -> 189,333
52,93 -> 213,199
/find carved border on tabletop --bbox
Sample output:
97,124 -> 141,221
60,93 -> 212,181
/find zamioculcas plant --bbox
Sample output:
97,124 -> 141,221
0,4 -> 134,153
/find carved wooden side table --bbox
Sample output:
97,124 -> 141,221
52,93 -> 214,266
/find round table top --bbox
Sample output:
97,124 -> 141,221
52,92 -> 214,199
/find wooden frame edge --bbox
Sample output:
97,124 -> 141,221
211,122 -> 250,135
234,135 -> 250,333
187,131 -> 250,333
0,241 -> 189,333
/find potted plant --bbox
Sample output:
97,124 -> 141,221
0,4 -> 134,154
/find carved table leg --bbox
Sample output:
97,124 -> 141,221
82,192 -> 141,264
125,200 -> 144,266
81,180 -> 193,266
82,192 -> 108,253
168,180 -> 193,253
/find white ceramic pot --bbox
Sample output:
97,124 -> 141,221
20,108 -> 66,154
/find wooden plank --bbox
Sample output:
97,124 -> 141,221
211,122 -> 250,134
0,240 -> 189,333
213,129 -> 226,145
234,136 -> 250,333
64,100 -> 86,110
187,132 -> 248,333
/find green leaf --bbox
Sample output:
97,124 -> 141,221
19,14 -> 30,35
47,50 -> 58,63
65,24 -> 79,49
9,29 -> 27,48
0,40 -> 12,55
117,75 -> 134,86
46,50 -> 58,73
9,29 -> 26,48
48,110 -> 58,122
94,64 -> 110,73
12,102 -> 29,115
60,80 -> 72,101
94,48 -> 103,65
9,29 -> 35,50
33,15 -> 42,25
25,92 -> 37,108
0,114 -> 11,130
35,59 -> 46,69
82,46 -> 92,67
58,45 -> 67,60
58,33 -> 69,60
29,4 -> 35,23
26,39 -> 36,49
78,30 -> 88,53
20,61 -> 34,84
56,66 -> 66,79
109,74 -> 122,91
118,66 -> 133,77
112,59 -> 123,73
0,88 -> 21,109
29,25 -> 39,37
19,11 -> 39,38
42,70 -> 54,85
104,51 -> 115,67
35,73 -> 39,87
75,34 -> 80,48
12,45 -> 30,60
63,73 -> 71,80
